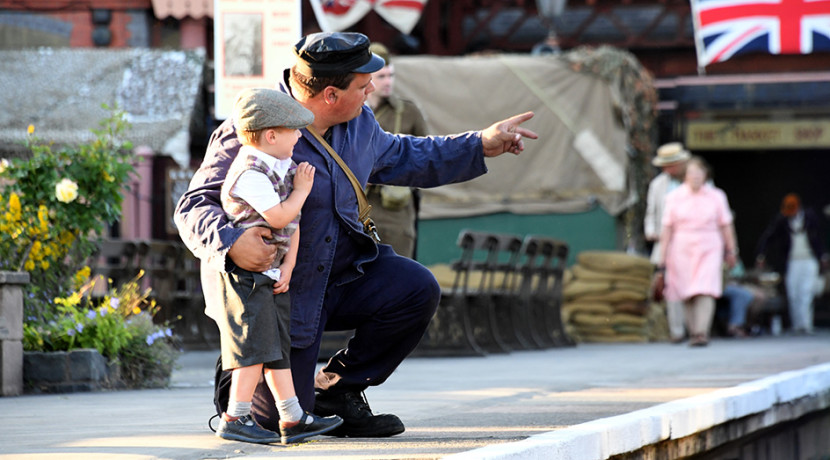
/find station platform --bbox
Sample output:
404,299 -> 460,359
2,332 -> 830,459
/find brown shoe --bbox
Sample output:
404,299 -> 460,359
689,335 -> 708,347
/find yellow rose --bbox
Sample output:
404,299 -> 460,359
55,178 -> 79,203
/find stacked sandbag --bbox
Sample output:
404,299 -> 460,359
562,251 -> 662,343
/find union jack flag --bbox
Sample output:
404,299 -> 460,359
690,0 -> 830,67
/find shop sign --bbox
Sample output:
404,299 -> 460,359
686,120 -> 830,150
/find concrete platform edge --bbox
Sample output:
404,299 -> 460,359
446,362 -> 830,460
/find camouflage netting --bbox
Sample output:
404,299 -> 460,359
562,45 -> 659,251
0,48 -> 206,166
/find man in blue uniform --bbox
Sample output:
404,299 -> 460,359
175,31 -> 537,438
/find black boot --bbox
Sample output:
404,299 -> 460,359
314,390 -> 405,437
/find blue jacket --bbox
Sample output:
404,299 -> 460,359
175,81 -> 488,347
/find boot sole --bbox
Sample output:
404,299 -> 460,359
325,422 -> 405,438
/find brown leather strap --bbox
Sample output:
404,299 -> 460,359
306,126 -> 380,242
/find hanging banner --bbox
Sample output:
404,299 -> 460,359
214,0 -> 302,120
310,0 -> 427,35
374,0 -> 428,34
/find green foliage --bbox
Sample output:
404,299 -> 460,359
0,104 -> 136,320
22,271 -> 180,389
118,311 -> 179,388
4,105 -> 179,389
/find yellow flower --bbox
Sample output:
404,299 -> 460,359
27,124 -> 34,135
40,260 -> 50,270
55,178 -> 79,203
0,159 -> 8,174
37,205 -> 49,232
77,265 -> 91,279
73,266 -> 91,286
24,260 -> 34,271
59,231 -> 75,245
30,240 -> 42,260
103,171 -> 114,182
66,292 -> 81,306
9,193 -> 21,220
132,306 -> 141,315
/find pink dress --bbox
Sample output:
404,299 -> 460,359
662,183 -> 733,302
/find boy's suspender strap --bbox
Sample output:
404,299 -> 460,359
306,126 -> 380,243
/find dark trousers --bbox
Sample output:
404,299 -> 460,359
251,245 -> 440,429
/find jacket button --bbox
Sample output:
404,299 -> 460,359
317,265 -> 325,272
325,236 -> 332,243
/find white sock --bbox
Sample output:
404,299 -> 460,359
276,396 -> 306,423
227,400 -> 252,418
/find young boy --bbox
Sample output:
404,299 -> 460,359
214,88 -> 342,444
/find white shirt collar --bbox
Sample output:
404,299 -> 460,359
239,145 -> 293,179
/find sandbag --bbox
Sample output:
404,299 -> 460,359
613,300 -> 649,316
577,251 -> 654,278
572,325 -> 617,337
571,264 -> 652,286
611,312 -> 648,327
563,279 -> 614,299
580,333 -> 649,343
575,289 -> 647,303
562,302 -> 614,320
572,311 -> 612,327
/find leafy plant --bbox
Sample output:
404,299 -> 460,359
22,270 -> 180,389
4,106 -> 180,389
0,105 -> 136,320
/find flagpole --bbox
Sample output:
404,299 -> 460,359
689,0 -> 708,75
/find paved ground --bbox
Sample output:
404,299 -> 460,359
2,332 -> 830,460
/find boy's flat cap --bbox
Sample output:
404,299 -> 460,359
233,88 -> 314,131
293,32 -> 385,77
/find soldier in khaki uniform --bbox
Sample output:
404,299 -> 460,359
365,43 -> 428,259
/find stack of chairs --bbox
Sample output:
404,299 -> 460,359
418,229 -> 572,356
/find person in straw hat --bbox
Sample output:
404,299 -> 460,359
645,142 -> 690,343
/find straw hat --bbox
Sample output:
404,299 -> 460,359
652,142 -> 691,167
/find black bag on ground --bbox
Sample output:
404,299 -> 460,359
214,354 -> 231,416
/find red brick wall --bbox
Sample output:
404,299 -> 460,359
20,10 -> 139,48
